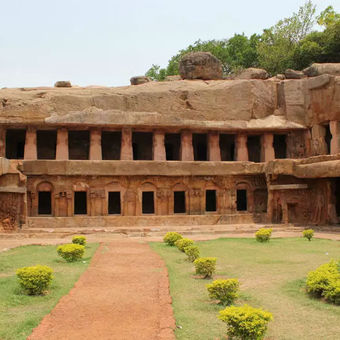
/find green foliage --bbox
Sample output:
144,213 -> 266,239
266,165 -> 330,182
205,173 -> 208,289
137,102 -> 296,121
323,280 -> 340,305
184,245 -> 200,262
317,6 -> 340,27
72,235 -> 87,246
255,228 -> 273,243
206,279 -> 239,305
57,244 -> 85,262
175,238 -> 194,252
163,232 -> 183,246
194,257 -> 216,278
16,265 -> 53,295
145,64 -> 167,81
219,304 -> 273,340
303,229 -> 314,241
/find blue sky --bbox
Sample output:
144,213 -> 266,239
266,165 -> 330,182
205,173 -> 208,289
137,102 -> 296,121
0,0 -> 339,88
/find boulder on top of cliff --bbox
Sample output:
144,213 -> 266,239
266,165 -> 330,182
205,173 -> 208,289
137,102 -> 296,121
130,76 -> 151,85
303,63 -> 340,77
54,81 -> 72,88
284,69 -> 305,79
179,52 -> 223,80
236,68 -> 269,80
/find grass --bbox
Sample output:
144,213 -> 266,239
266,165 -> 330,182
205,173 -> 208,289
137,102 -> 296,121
151,237 -> 340,340
0,243 -> 99,340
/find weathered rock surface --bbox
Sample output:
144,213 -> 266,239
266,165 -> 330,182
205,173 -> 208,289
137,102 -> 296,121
165,75 -> 181,81
236,68 -> 269,80
179,52 -> 223,80
54,81 -> 72,88
130,76 -> 151,85
303,63 -> 340,77
284,69 -> 305,79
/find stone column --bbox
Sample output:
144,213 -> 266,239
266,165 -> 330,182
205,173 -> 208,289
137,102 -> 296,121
24,128 -> 37,160
330,121 -> 340,155
235,134 -> 248,161
120,128 -> 133,160
153,131 -> 166,161
56,128 -> 69,160
0,127 -> 5,158
261,133 -> 275,162
89,129 -> 102,160
311,125 -> 328,155
208,132 -> 221,161
180,131 -> 194,161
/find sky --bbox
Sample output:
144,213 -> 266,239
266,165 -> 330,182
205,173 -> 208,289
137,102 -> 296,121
0,0 -> 339,88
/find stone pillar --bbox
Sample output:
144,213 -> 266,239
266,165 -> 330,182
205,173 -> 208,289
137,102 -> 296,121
0,127 -> 5,158
24,128 -> 37,160
235,134 -> 248,161
330,121 -> 340,155
120,128 -> 133,160
153,131 -> 166,161
89,129 -> 102,160
180,131 -> 194,161
261,133 -> 275,162
311,125 -> 328,155
208,132 -> 221,161
56,128 -> 69,160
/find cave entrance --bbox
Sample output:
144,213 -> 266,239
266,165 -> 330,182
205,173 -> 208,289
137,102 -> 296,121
193,133 -> 207,161
38,192 -> 52,215
335,179 -> 340,217
37,130 -> 57,159
132,132 -> 153,160
273,134 -> 287,159
219,134 -> 235,161
5,129 -> 26,159
69,131 -> 90,160
102,131 -> 121,160
324,123 -> 331,155
237,189 -> 247,211
142,191 -> 154,214
74,191 -> 87,215
108,191 -> 121,214
206,190 -> 217,212
247,135 -> 261,162
174,191 -> 186,213
165,133 -> 181,160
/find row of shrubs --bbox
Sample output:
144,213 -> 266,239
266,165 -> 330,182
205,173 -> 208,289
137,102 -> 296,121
16,236 -> 87,295
255,227 -> 315,243
163,231 -> 273,340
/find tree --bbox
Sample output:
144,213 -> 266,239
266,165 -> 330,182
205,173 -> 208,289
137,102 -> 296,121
317,6 -> 340,27
145,64 -> 167,81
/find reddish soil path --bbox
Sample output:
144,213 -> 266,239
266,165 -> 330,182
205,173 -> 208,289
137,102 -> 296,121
28,240 -> 175,340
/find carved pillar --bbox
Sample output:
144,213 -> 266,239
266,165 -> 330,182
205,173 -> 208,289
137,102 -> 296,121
311,125 -> 328,155
56,128 -> 69,160
0,127 -> 5,157
189,188 -> 203,215
156,188 -> 170,215
24,128 -> 37,160
124,189 -> 136,215
90,129 -> 102,160
261,133 -> 275,162
235,134 -> 248,161
208,132 -> 221,161
153,131 -> 166,161
120,128 -> 133,160
180,131 -> 194,161
330,121 -> 340,155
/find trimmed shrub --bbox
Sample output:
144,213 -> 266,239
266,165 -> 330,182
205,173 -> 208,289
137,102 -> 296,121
324,280 -> 340,305
207,279 -> 239,305
219,304 -> 273,340
194,257 -> 216,278
16,265 -> 53,295
163,232 -> 183,246
57,244 -> 85,262
184,245 -> 200,262
175,238 -> 194,252
255,228 -> 273,242
303,229 -> 314,241
72,235 -> 87,246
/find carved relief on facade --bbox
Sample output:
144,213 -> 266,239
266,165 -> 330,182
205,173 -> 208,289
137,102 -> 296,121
0,193 -> 21,230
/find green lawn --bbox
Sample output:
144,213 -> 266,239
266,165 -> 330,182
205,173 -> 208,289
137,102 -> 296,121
0,243 -> 99,340
151,238 -> 340,340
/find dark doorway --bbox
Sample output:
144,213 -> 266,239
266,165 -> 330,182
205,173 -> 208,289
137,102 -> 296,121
5,129 -> 26,159
74,191 -> 87,215
335,179 -> 340,217
37,130 -> 57,159
273,134 -> 287,159
38,192 -> 51,215
132,132 -> 153,160
174,191 -> 186,213
69,131 -> 90,160
206,190 -> 217,212
142,191 -> 154,214
165,133 -> 181,160
193,133 -> 207,161
324,124 -> 331,155
219,134 -> 235,161
247,135 -> 261,163
237,190 -> 247,211
102,131 -> 121,160
108,191 -> 121,214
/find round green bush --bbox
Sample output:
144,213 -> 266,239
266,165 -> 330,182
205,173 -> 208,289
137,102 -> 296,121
163,232 -> 183,246
303,229 -> 314,241
255,228 -> 273,242
184,245 -> 200,262
175,238 -> 194,252
219,304 -> 273,340
194,257 -> 216,278
207,279 -> 239,305
57,244 -> 85,262
16,265 -> 53,295
72,235 -> 87,246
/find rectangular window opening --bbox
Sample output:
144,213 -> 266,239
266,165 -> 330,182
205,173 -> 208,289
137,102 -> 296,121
273,134 -> 287,159
247,135 -> 261,163
37,130 -> 57,159
205,190 -> 217,212
174,191 -> 186,213
132,132 -> 153,160
102,131 -> 121,160
237,189 -> 247,211
165,133 -> 181,160
5,129 -> 26,159
74,191 -> 87,215
108,191 -> 121,214
219,134 -> 235,161
142,191 -> 154,214
38,192 -> 51,215
193,133 -> 207,161
69,131 -> 90,160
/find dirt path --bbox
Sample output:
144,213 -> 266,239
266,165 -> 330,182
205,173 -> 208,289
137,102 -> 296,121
28,240 -> 175,340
